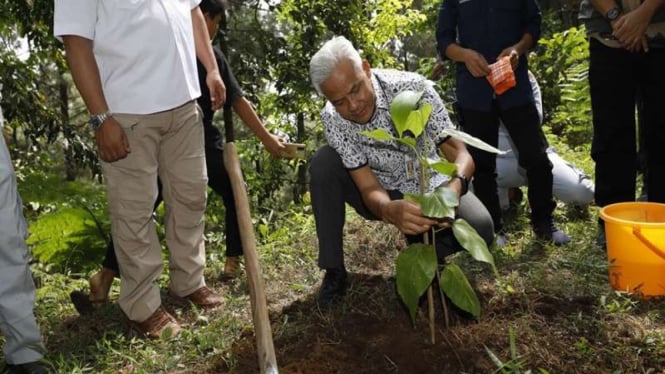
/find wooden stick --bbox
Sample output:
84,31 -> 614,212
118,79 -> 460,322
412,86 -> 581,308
418,163 -> 436,345
427,286 -> 435,344
223,143 -> 279,374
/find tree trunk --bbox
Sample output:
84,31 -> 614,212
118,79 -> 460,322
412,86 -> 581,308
59,72 -> 76,181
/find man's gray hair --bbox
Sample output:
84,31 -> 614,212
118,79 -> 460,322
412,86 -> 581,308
309,36 -> 363,95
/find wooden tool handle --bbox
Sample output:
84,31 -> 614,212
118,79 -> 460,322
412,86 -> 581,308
223,142 -> 278,374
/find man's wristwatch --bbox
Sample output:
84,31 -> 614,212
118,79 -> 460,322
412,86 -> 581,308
453,172 -> 470,196
88,111 -> 112,131
606,6 -> 620,21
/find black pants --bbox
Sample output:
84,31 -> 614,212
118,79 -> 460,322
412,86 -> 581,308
309,146 -> 494,270
589,39 -> 665,206
460,102 -> 554,232
102,128 -> 242,274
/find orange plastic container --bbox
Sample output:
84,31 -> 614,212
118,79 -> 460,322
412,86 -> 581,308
600,202 -> 665,296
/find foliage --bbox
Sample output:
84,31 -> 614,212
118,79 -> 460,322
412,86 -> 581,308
484,327 -> 531,374
21,132 -> 665,372
531,26 -> 591,148
1,0 -> 99,180
27,206 -> 108,272
18,171 -> 110,273
361,90 -> 498,322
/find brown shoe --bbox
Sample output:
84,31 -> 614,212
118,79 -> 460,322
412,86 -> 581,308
132,305 -> 181,339
172,286 -> 223,308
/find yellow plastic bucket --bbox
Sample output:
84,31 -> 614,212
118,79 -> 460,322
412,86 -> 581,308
600,202 -> 665,296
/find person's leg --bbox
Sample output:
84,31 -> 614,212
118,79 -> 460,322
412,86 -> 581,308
204,142 -> 243,256
459,107 -> 502,233
310,145 -> 376,270
501,102 -> 570,244
589,40 -> 638,207
0,137 -> 45,367
310,146 -> 380,308
204,140 -> 244,279
636,87 -> 648,200
100,240 -> 120,274
496,153 -> 526,187
72,180 -> 165,315
496,125 -> 527,211
103,112 -> 164,323
639,48 -> 665,203
159,102 -> 212,300
500,103 -> 555,224
549,150 -> 595,206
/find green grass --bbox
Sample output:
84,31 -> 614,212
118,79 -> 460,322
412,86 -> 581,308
7,133 -> 665,373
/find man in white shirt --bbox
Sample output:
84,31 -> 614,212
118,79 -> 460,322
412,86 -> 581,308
0,87 -> 48,373
54,0 -> 226,339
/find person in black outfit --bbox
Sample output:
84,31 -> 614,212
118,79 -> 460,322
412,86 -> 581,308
436,0 -> 570,246
70,0 -> 285,314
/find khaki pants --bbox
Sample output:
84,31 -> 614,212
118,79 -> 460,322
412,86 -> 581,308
101,101 -> 208,322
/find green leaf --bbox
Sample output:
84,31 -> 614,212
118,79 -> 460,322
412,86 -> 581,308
440,128 -> 507,155
27,207 -> 108,272
359,129 -> 395,142
395,137 -> 416,148
390,90 -> 424,137
452,219 -> 498,276
396,243 -> 438,324
484,345 -> 506,369
403,193 -> 422,205
403,102 -> 432,138
426,158 -> 457,177
420,186 -> 458,219
440,263 -> 481,317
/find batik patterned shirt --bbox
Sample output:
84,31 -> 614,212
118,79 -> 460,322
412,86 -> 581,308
321,69 -> 453,194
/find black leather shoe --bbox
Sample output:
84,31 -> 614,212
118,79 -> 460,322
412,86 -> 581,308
317,268 -> 347,309
5,361 -> 48,374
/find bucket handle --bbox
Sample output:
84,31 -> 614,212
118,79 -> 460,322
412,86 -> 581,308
633,226 -> 665,261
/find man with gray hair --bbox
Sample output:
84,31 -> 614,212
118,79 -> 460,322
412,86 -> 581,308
308,36 -> 494,308
0,87 -> 48,373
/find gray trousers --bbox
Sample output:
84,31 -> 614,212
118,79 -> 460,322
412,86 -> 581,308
310,146 -> 495,270
0,129 -> 44,364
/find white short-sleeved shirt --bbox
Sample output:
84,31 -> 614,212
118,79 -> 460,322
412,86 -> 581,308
54,0 -> 202,114
322,69 -> 453,194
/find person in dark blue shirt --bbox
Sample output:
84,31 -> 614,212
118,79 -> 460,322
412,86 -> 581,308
436,0 -> 570,246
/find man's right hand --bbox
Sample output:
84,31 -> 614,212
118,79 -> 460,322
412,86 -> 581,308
95,117 -> 130,162
382,200 -> 438,236
462,49 -> 491,78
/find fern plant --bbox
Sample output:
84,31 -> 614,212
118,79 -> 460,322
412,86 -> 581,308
361,90 -> 501,335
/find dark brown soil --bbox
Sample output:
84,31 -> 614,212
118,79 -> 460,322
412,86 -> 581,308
206,272 -> 610,374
